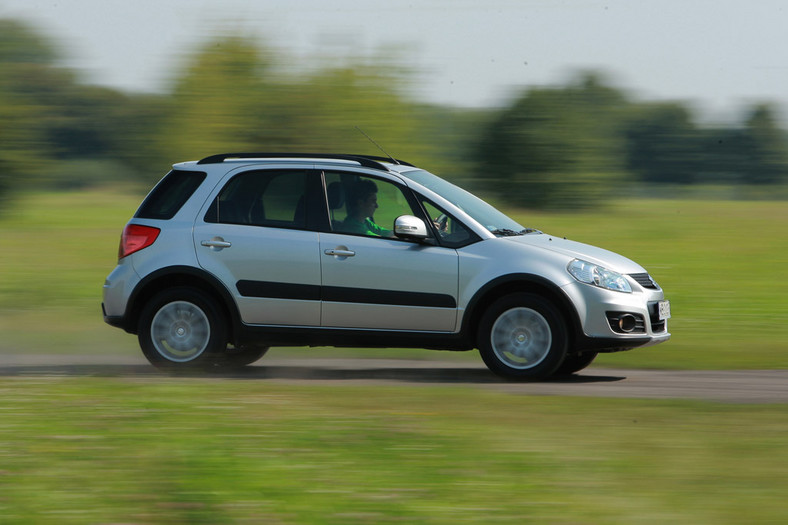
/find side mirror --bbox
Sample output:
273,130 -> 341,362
393,215 -> 429,240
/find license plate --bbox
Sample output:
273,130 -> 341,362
658,300 -> 671,320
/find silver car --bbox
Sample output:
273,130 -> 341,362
103,153 -> 670,378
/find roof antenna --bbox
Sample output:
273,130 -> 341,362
355,126 -> 400,165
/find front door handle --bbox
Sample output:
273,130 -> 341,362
324,248 -> 355,257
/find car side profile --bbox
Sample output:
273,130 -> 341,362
103,153 -> 670,379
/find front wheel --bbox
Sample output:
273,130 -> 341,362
554,351 -> 597,375
138,288 -> 227,369
214,345 -> 270,368
477,293 -> 568,380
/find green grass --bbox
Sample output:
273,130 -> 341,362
1,190 -> 787,524
0,188 -> 786,368
0,378 -> 785,524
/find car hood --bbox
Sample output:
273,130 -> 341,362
504,233 -> 646,274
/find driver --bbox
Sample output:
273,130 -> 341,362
342,180 -> 393,237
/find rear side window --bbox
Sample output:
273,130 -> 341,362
204,169 -> 309,229
135,170 -> 206,220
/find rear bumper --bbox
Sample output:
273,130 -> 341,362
103,259 -> 140,333
102,302 -> 131,331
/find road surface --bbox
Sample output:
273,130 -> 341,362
1,353 -> 786,403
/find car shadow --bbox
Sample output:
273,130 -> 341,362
0,363 -> 626,384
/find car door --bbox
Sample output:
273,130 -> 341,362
193,168 -> 322,326
319,171 -> 459,332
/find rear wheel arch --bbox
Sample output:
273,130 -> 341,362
126,266 -> 239,342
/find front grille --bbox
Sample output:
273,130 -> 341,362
648,302 -> 668,333
629,273 -> 659,289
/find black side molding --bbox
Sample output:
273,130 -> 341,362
236,280 -> 457,309
236,281 -> 320,301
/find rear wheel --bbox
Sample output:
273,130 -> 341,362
477,293 -> 568,380
138,288 -> 227,369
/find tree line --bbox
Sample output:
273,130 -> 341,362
1,18 -> 786,210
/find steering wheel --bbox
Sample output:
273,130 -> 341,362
434,213 -> 448,233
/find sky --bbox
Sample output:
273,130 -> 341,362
2,0 -> 788,122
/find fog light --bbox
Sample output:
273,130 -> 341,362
618,314 -> 638,333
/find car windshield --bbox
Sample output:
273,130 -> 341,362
402,169 -> 535,236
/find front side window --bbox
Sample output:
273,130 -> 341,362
204,170 -> 308,229
420,199 -> 477,248
325,172 -> 417,238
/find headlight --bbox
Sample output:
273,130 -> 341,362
567,259 -> 632,293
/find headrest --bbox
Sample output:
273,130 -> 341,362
327,182 -> 345,210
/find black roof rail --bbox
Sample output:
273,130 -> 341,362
196,152 -> 412,170
350,154 -> 415,167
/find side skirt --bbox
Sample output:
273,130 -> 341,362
235,324 -> 474,351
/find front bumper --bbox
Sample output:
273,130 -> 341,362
561,280 -> 671,352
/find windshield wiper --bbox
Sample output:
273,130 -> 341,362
490,228 -> 522,237
490,227 -> 542,237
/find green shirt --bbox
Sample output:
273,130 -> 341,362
342,217 -> 390,237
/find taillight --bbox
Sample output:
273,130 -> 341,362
118,224 -> 160,259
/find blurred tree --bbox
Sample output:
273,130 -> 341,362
45,84 -> 168,177
275,64 -> 429,158
475,73 -> 628,209
0,19 -> 57,65
673,104 -> 788,187
2,17 -> 787,205
158,37 -> 443,181
0,19 -> 159,193
740,104 -> 788,184
156,36 -> 274,172
624,102 -> 700,184
0,19 -> 60,202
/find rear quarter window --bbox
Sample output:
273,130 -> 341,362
135,170 -> 206,220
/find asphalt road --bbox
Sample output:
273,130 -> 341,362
2,353 -> 787,403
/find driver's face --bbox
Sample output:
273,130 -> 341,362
360,193 -> 378,217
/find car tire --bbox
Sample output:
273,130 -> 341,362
554,351 -> 597,375
477,293 -> 568,380
138,287 -> 227,369
214,345 -> 270,368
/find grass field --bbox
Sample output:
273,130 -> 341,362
1,187 -> 786,369
1,378 -> 786,524
1,188 -> 787,523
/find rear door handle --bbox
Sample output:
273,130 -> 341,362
324,249 -> 355,257
201,238 -> 232,249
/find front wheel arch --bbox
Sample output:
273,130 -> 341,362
463,275 -> 581,350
